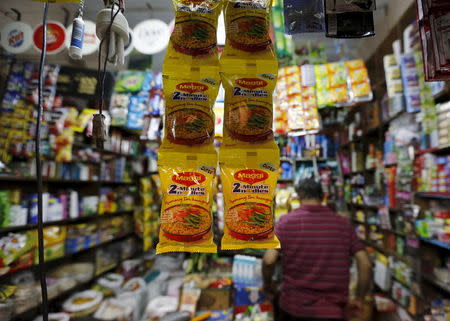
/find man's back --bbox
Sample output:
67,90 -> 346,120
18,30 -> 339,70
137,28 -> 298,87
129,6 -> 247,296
275,205 -> 364,320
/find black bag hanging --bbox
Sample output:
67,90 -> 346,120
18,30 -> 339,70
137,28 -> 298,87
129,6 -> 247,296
325,0 -> 376,38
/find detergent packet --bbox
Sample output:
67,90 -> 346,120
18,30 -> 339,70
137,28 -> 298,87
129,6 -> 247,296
220,146 -> 280,250
220,0 -> 276,66
161,66 -> 220,149
220,66 -> 278,145
163,0 -> 223,72
157,150 -> 218,254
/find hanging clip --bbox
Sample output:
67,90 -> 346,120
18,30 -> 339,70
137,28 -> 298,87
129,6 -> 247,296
93,114 -> 107,149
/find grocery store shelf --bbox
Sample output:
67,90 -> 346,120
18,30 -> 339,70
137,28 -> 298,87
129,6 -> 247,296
0,211 -> 134,234
415,145 -> 450,156
419,237 -> 450,251
277,179 -> 294,184
0,233 -> 135,279
349,203 -> 380,210
10,253 -> 136,321
0,176 -> 133,185
422,275 -> 450,294
415,192 -> 450,200
363,240 -> 411,264
384,163 -> 397,167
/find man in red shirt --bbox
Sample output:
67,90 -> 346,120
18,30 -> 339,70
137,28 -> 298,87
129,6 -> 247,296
263,179 -> 372,321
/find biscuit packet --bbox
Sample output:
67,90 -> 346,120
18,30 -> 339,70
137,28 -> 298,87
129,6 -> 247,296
157,149 -> 218,254
220,146 -> 280,250
163,0 -> 223,73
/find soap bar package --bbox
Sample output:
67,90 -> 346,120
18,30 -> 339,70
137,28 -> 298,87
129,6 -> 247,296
283,0 -> 325,34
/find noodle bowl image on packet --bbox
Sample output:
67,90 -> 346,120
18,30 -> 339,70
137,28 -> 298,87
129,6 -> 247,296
221,69 -> 277,145
221,0 -> 276,65
161,70 -> 220,148
164,0 -> 223,70
157,151 -> 217,254
220,147 -> 280,250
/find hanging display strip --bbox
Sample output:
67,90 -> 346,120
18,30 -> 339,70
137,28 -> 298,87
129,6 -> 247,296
157,0 -> 222,254
219,0 -> 280,250
417,0 -> 450,80
323,0 -> 376,38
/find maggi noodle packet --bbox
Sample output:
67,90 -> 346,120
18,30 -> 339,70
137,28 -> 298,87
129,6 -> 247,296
220,146 -> 280,250
221,66 -> 278,146
163,0 -> 223,73
157,149 -> 217,254
220,0 -> 276,66
161,66 -> 220,149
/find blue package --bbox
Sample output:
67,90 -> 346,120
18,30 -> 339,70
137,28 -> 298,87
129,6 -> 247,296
126,110 -> 146,130
128,94 -> 149,113
234,284 -> 265,307
284,0 -> 325,34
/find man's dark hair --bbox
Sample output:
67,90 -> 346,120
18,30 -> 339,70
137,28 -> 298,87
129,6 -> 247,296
296,178 -> 324,201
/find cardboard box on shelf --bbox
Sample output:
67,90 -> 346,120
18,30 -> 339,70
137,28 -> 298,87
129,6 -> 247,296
197,287 -> 232,311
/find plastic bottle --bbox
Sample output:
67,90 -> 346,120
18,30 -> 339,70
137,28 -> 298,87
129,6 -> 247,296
69,16 -> 85,60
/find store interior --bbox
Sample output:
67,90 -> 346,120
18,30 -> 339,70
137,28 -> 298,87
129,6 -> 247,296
0,0 -> 449,320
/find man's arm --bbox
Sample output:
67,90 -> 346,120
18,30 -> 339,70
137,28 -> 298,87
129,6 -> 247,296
354,250 -> 372,299
262,249 -> 279,296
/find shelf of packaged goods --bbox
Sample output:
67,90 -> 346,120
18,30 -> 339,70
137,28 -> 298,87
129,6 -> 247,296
381,110 -> 406,127
109,125 -> 141,136
0,211 -> 134,234
422,275 -> 450,294
419,237 -> 450,251
348,203 -> 380,210
0,232 -> 135,280
415,192 -> 450,200
136,171 -> 159,177
384,163 -> 397,167
295,158 -> 335,162
10,253 -> 137,321
415,145 -> 450,156
0,177 -> 134,185
363,240 -> 412,264
73,143 -> 137,158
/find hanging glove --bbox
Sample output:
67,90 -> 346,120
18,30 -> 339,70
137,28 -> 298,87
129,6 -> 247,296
96,6 -> 129,65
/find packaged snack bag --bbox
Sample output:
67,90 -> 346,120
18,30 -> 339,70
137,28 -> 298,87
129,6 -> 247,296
157,150 -> 217,253
345,59 -> 373,102
220,146 -> 280,249
221,67 -> 278,145
161,67 -> 220,148
220,0 -> 277,67
163,0 -> 223,72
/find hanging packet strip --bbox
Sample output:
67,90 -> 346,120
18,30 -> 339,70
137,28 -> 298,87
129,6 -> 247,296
220,67 -> 278,146
220,0 -> 277,67
220,147 -> 280,250
324,0 -> 376,39
283,0 -> 325,34
157,150 -> 217,254
163,0 -> 223,73
161,67 -> 220,149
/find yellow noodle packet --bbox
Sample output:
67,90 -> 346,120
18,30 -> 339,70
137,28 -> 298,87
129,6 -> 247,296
220,146 -> 280,250
163,0 -> 223,73
220,0 -> 276,67
220,66 -> 278,146
161,66 -> 220,149
157,149 -> 218,254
